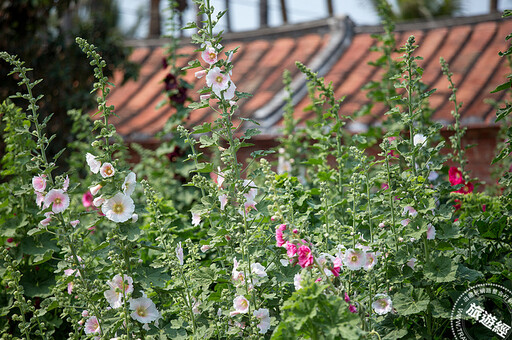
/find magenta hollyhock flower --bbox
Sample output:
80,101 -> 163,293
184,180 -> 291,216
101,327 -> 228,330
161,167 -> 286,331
344,292 -> 350,303
285,242 -> 297,258
44,189 -> 70,213
298,245 -> 313,268
82,191 -> 94,208
349,304 -> 358,313
100,162 -> 115,178
330,257 -> 343,277
32,175 -> 46,192
275,224 -> 286,247
206,67 -> 230,98
448,167 -> 464,186
455,182 -> 474,195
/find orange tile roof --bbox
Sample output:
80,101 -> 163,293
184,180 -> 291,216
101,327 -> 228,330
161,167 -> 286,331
106,13 -> 512,142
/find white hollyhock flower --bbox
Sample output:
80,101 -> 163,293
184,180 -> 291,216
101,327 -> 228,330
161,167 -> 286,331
86,153 -> 101,174
122,172 -> 136,196
251,262 -> 267,287
101,193 -> 135,223
89,184 -> 102,196
413,134 -> 427,147
372,294 -> 393,315
100,162 -> 115,178
253,308 -> 271,334
230,295 -> 249,316
176,242 -> 184,266
344,248 -> 366,270
129,296 -> 160,324
104,274 -> 134,309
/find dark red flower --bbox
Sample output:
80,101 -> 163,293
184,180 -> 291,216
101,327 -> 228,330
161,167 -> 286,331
448,167 -> 464,186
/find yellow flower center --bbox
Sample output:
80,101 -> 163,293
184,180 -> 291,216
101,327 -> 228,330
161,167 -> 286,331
136,306 -> 147,317
209,52 -> 216,60
241,300 -> 248,308
55,197 -> 62,205
351,255 -> 358,262
113,203 -> 124,214
216,75 -> 223,84
105,167 -> 113,175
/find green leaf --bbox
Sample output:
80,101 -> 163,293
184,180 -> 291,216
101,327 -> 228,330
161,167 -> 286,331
457,264 -> 483,282
192,122 -> 212,134
491,80 -> 512,93
424,256 -> 457,283
393,288 -> 429,315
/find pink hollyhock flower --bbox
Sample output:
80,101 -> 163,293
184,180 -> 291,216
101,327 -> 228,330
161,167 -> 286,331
381,183 -> 389,191
191,212 -> 201,226
294,273 -> 302,290
104,274 -> 134,309
86,153 -> 101,174
349,305 -> 358,313
84,316 -> 100,335
219,194 -> 228,210
67,281 -> 74,295
344,292 -> 350,303
364,252 -> 378,270
426,223 -> 436,240
298,245 -> 314,268
32,175 -> 46,192
378,222 -> 385,228
231,295 -> 250,315
402,206 -> 417,217
200,245 -> 211,252
344,248 -> 366,270
89,184 -> 102,196
277,156 -> 292,174
122,172 -> 136,196
232,258 -> 245,284
101,193 -> 135,223
70,220 -> 80,228
372,294 -> 393,315
244,198 -> 257,214
62,175 -> 69,191
224,81 -> 236,100
285,242 -> 297,258
82,191 -> 93,208
93,196 -> 105,207
293,229 -> 298,234
176,242 -> 184,266
448,167 -> 464,186
201,44 -> 218,64
81,310 -> 89,318
206,67 -> 230,98
100,162 -> 115,178
330,257 -> 343,277
200,94 -> 211,101
7,237 -> 14,243
129,295 -> 160,324
455,182 -> 474,195
482,204 -> 486,212
275,224 -> 286,247
35,191 -> 45,208
44,189 -> 70,213
195,70 -> 206,79
253,308 -> 271,334
406,258 -> 417,270
401,218 -> 410,226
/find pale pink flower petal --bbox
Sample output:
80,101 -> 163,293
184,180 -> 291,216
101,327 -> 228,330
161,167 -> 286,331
84,316 -> 100,334
200,94 -> 211,101
93,196 -> 105,207
63,175 -> 70,191
86,153 -> 101,174
406,258 -> 417,270
104,274 -> 134,309
201,45 -> 218,64
32,175 -> 46,192
35,191 -> 45,208
200,245 -> 211,252
253,308 -> 271,334
206,67 -> 230,98
426,223 -> 436,240
90,184 -> 102,196
372,294 -> 393,315
364,252 -> 378,270
122,172 -> 136,196
344,248 -> 366,270
100,162 -> 115,178
70,220 -> 80,228
294,273 -> 302,290
195,70 -> 207,79
232,295 -> 249,315
44,189 -> 70,213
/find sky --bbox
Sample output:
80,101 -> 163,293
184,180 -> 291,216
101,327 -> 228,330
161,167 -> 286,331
118,0 -> 512,38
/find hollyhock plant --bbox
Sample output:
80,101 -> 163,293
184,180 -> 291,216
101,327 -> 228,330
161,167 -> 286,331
44,189 -> 70,213
89,184 -> 102,196
455,182 -> 474,195
406,258 -> 417,269
344,248 -> 366,270
364,252 -> 378,270
101,193 -> 135,223
129,295 -> 161,324
84,316 -> 100,335
232,258 -> 245,284
413,133 -> 427,147
251,262 -> 267,286
104,274 -> 134,309
448,167 -> 464,186
35,191 -> 45,208
93,196 -> 105,207
191,212 -> 201,226
86,153 -> 101,174
32,175 -> 46,192
231,295 -> 250,315
275,224 -> 286,247
40,212 -> 53,226
253,308 -> 271,334
285,242 -> 298,258
403,206 -> 418,217
219,194 -> 228,210
298,245 -> 314,268
100,162 -> 115,178
372,294 -> 393,315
